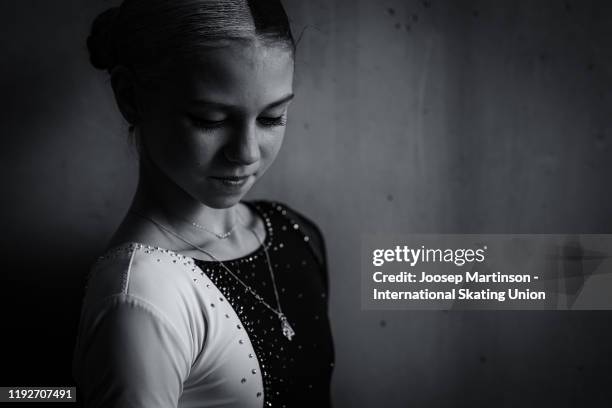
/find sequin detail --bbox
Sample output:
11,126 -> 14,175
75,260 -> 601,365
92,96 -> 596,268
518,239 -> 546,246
193,201 -> 334,407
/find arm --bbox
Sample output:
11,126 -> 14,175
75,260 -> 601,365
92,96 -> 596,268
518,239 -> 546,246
76,294 -> 191,408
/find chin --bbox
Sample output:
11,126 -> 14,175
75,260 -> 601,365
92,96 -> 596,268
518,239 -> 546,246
191,177 -> 257,209
199,193 -> 246,209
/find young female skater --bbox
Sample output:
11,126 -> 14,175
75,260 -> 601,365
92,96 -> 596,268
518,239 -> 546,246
72,1 -> 334,406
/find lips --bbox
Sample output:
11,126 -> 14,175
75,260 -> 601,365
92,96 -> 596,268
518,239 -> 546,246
209,174 -> 252,189
212,175 -> 251,181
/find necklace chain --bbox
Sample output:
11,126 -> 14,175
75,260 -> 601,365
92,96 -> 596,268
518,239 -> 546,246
174,209 -> 241,240
191,218 -> 239,240
128,208 -> 296,340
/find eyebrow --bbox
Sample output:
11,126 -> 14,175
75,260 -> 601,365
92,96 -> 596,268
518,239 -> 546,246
190,93 -> 295,110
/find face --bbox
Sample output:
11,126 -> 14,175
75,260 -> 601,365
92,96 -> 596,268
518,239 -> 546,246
136,42 -> 294,209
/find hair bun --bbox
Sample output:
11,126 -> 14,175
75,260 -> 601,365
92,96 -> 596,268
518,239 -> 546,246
87,7 -> 120,70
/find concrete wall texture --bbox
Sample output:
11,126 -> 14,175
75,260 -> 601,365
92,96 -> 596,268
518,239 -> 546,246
2,1 -> 612,407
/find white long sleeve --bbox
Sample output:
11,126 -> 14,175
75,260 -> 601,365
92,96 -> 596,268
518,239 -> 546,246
72,242 -> 264,408
77,293 -> 190,408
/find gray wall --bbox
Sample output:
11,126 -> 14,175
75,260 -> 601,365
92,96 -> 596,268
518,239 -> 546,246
2,0 -> 612,406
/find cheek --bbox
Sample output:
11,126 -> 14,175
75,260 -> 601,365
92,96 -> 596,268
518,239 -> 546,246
142,117 -> 218,174
260,131 -> 285,165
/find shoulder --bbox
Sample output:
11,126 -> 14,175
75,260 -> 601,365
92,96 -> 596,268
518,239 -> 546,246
77,243 -> 204,351
248,199 -> 327,268
83,243 -> 196,310
249,199 -> 324,237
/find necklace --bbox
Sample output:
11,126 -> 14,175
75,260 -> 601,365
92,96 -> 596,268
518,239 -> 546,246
187,209 -> 241,240
191,217 -> 239,240
128,209 -> 296,341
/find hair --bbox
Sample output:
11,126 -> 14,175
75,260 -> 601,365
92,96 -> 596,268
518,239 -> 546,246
87,0 -> 294,75
86,0 -> 295,149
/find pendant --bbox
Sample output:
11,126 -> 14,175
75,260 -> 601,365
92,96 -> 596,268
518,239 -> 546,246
279,314 -> 295,341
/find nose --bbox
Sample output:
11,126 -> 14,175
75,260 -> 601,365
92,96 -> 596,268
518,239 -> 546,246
224,121 -> 260,165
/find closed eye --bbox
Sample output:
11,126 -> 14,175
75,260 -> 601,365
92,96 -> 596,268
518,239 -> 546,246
187,114 -> 287,130
188,114 -> 226,129
258,115 -> 287,127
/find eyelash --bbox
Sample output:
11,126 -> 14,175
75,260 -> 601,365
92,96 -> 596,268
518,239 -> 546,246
189,115 -> 287,130
258,115 -> 287,127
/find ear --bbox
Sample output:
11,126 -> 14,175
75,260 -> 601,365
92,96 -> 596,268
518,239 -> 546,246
110,66 -> 140,125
